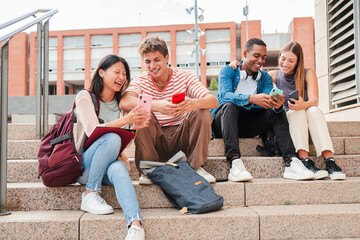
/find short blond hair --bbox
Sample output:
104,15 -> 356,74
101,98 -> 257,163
138,36 -> 168,58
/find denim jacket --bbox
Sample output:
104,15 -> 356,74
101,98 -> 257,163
211,62 -> 283,119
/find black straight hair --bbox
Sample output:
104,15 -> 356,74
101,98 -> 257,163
90,54 -> 130,104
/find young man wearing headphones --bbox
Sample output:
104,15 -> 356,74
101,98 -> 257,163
211,38 -> 316,181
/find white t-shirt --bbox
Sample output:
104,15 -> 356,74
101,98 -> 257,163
234,70 -> 258,95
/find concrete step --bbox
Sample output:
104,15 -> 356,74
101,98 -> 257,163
7,136 -> 360,160
7,177 -> 360,211
0,207 -> 259,240
6,181 -> 245,211
8,121 -> 360,140
2,204 -> 360,239
7,154 -> 360,183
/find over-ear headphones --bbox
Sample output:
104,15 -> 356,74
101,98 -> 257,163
238,62 -> 262,81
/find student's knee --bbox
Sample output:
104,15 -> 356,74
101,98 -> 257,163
103,133 -> 121,154
193,108 -> 212,122
306,106 -> 323,116
107,161 -> 129,179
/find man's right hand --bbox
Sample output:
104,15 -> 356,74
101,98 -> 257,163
249,93 -> 273,109
153,98 -> 177,116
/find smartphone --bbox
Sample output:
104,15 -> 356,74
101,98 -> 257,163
137,94 -> 152,113
270,88 -> 284,99
172,92 -> 185,104
289,89 -> 299,104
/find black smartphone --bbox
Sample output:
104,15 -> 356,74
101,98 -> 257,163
289,89 -> 299,104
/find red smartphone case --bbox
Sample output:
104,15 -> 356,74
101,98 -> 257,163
172,92 -> 185,103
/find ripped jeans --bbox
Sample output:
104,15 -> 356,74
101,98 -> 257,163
77,133 -> 141,227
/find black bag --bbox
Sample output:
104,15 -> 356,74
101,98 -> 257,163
140,151 -> 224,214
256,128 -> 282,157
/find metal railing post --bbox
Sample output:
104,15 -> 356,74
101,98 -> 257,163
35,22 -> 43,139
43,20 -> 49,135
0,43 -> 10,216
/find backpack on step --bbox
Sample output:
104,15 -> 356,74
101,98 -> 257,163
37,90 -> 99,187
256,128 -> 282,157
140,151 -> 224,214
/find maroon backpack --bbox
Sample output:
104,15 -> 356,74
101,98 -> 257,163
38,90 -> 99,187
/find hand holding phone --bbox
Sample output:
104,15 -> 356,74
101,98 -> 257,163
288,89 -> 299,104
137,94 -> 152,113
172,92 -> 185,104
270,88 -> 284,99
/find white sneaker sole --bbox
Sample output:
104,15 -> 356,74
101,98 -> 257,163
329,172 -> 346,180
314,171 -> 329,180
283,172 -> 315,180
80,205 -> 114,215
228,173 -> 253,182
139,180 -> 153,185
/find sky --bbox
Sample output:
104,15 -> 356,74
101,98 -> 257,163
0,0 -> 315,35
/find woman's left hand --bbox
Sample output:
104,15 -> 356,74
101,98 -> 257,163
288,96 -> 308,111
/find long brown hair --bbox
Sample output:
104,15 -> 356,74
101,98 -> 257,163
90,54 -> 130,104
280,41 -> 305,98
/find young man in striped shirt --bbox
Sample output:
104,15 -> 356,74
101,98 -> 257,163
120,36 -> 219,184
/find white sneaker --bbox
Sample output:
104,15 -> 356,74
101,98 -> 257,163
80,191 -> 114,215
125,225 -> 145,240
195,167 -> 216,183
283,157 -> 316,180
139,175 -> 153,185
228,158 -> 253,182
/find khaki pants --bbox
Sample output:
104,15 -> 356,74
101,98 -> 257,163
286,106 -> 334,156
134,109 -> 213,173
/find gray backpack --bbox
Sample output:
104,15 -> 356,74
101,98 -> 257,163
140,151 -> 224,214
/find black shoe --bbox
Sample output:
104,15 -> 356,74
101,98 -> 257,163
325,157 -> 346,180
301,158 -> 328,179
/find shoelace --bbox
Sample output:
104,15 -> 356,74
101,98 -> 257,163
234,160 -> 246,172
301,158 -> 319,170
126,226 -> 143,240
326,160 -> 342,172
90,192 -> 106,204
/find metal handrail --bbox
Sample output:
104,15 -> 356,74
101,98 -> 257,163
0,9 -> 58,216
0,9 -> 58,42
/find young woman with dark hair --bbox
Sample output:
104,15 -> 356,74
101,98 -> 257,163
75,54 -> 149,240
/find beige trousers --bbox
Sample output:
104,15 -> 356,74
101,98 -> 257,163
286,106 -> 334,156
134,109 -> 213,173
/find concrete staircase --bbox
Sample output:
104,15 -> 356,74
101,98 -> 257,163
2,121 -> 360,239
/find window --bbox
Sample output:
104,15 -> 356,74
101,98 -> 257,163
327,0 -> 360,108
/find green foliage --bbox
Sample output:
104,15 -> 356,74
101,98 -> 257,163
284,200 -> 292,205
209,77 -> 218,90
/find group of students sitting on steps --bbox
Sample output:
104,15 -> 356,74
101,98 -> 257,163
74,36 -> 345,240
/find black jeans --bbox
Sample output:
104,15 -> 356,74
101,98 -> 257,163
212,102 -> 297,162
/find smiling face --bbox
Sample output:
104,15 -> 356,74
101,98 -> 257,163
242,44 -> 267,76
143,51 -> 169,81
279,51 -> 298,75
99,61 -> 127,93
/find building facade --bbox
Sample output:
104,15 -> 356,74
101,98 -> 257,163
314,0 -> 360,120
8,18 -> 314,97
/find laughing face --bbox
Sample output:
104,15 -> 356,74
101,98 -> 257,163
143,51 -> 169,81
100,61 -> 127,93
279,51 -> 298,75
242,44 -> 267,76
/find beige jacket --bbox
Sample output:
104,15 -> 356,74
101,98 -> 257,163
74,90 -> 129,168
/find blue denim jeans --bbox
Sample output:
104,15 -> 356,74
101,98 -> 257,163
77,133 -> 141,227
